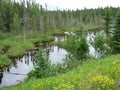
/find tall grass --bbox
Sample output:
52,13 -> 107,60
0,31 -> 55,66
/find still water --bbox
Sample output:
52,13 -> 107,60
0,51 -> 35,88
0,30 -> 103,88
0,36 -> 67,88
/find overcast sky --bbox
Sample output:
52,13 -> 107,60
16,0 -> 120,10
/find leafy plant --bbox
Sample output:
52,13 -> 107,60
112,10 -> 120,53
3,54 -> 120,90
77,35 -> 89,59
90,33 -> 110,57
28,49 -> 51,78
0,55 -> 11,67
60,35 -> 89,60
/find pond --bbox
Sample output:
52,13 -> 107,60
0,36 -> 68,88
0,51 -> 35,88
0,30 -> 103,88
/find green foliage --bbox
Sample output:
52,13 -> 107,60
77,36 -> 89,59
112,10 -> 120,53
13,12 -> 21,34
7,42 -> 34,57
62,36 -> 78,53
28,48 -> 82,79
107,60 -> 120,80
60,35 -> 89,60
104,7 -> 111,37
3,54 -> 120,90
28,49 -> 51,78
0,55 -> 11,67
41,36 -> 55,43
0,0 -> 119,35
0,31 -> 12,40
90,33 -> 111,56
0,32 -> 54,59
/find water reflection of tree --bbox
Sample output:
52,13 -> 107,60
0,70 -> 3,84
13,61 -> 17,68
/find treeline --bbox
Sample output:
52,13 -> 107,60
0,0 -> 119,35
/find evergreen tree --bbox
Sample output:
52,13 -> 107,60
13,12 -> 21,34
112,10 -> 120,53
29,49 -> 51,78
3,1 -> 13,32
31,1 -> 40,36
0,0 -> 6,31
104,8 -> 111,37
0,0 -> 2,30
0,0 -> 119,37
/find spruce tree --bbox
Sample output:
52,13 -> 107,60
0,0 -> 2,30
104,7 -> 111,37
112,10 -> 120,53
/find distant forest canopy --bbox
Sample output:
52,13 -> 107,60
0,0 -> 119,34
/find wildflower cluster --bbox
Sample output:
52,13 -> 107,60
92,75 -> 115,90
53,82 -> 75,90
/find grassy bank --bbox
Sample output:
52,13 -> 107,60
3,54 -> 120,90
0,32 -> 54,67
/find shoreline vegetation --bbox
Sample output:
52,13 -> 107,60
0,26 -> 101,68
3,54 -> 120,90
0,32 -> 54,68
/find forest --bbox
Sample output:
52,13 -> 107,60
0,0 -> 120,90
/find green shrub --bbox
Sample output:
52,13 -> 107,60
3,54 -> 120,90
77,35 -> 89,59
60,35 -> 89,60
0,32 -> 12,40
90,33 -> 111,57
28,49 -> 52,78
28,49 -> 75,78
0,55 -> 11,67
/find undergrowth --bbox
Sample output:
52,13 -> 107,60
3,54 -> 120,90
